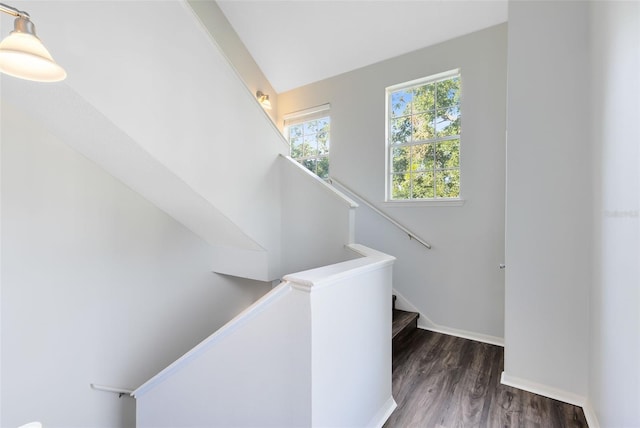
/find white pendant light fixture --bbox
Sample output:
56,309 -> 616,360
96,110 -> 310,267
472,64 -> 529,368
0,2 -> 66,82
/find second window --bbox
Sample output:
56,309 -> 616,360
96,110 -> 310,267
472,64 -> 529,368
387,70 -> 461,200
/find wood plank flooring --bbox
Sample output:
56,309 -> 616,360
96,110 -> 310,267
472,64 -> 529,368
384,329 -> 588,428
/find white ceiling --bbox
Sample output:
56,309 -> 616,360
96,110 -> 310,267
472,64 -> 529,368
217,0 -> 508,93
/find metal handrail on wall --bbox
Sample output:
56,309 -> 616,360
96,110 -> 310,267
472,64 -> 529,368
328,178 -> 432,250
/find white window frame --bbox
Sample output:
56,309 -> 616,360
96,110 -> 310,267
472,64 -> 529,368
283,104 -> 331,179
385,70 -> 463,205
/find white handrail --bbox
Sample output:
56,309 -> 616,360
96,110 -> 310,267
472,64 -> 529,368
329,178 -> 432,250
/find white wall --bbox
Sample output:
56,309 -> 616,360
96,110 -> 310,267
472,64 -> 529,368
7,1 -> 289,280
0,103 -> 271,428
1,78 -> 267,260
280,156 -> 356,276
135,284 -> 313,428
589,2 -> 640,426
278,24 -> 508,340
504,1 -> 590,398
135,245 -> 395,428
308,246 -> 394,427
187,0 -> 278,123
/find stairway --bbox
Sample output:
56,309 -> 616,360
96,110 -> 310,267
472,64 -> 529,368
392,295 -> 419,344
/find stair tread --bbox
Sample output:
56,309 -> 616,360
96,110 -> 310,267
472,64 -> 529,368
392,309 -> 419,339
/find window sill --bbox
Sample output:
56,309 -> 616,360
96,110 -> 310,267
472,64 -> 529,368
383,198 -> 465,207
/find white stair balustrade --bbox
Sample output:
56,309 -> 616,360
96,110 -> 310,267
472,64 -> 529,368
133,245 -> 396,428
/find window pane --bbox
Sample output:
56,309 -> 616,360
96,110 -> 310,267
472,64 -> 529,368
391,117 -> 412,144
436,77 -> 460,110
412,143 -> 435,171
304,120 -> 319,135
435,140 -> 459,169
318,136 -> 330,155
317,157 -> 329,179
413,83 -> 435,113
412,172 -> 435,199
412,112 -> 435,141
391,173 -> 410,199
290,136 -> 304,159
391,146 -> 410,173
303,134 -> 318,157
317,119 -> 330,155
286,115 -> 330,180
435,107 -> 461,137
436,169 -> 460,198
302,158 -> 317,174
316,117 -> 330,130
289,124 -> 303,139
391,90 -> 412,117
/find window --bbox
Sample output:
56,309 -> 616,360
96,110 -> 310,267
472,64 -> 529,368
386,70 -> 461,200
284,105 -> 330,180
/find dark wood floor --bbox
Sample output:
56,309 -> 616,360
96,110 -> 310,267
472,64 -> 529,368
384,329 -> 588,428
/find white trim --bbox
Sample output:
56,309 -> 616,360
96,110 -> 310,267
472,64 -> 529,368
419,324 -> 504,347
90,384 -> 134,396
17,423 -> 42,428
368,396 -> 397,428
133,283 -> 293,398
500,372 -> 587,408
383,198 -> 465,207
347,243 -> 396,260
393,289 -> 504,347
386,69 -> 460,92
390,134 -> 460,148
282,103 -> 330,122
582,398 -> 601,428
285,245 -> 395,292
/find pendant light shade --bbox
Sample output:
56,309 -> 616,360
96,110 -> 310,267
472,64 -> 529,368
0,15 -> 66,82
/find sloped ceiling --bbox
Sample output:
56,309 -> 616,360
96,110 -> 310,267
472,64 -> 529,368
217,0 -> 508,93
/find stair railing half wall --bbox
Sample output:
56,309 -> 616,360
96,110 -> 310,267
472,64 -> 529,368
132,244 -> 396,428
329,178 -> 432,250
278,155 -> 359,277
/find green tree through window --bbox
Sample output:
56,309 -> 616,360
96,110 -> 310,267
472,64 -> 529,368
288,116 -> 330,179
387,71 -> 461,200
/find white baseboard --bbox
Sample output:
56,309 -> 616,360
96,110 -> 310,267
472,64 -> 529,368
582,398 -> 601,428
500,373 -> 601,427
369,396 -> 397,428
392,288 -> 505,347
500,372 -> 586,408
391,290 -> 599,427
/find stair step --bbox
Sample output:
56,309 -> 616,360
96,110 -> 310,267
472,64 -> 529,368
392,309 -> 419,340
392,294 -> 397,311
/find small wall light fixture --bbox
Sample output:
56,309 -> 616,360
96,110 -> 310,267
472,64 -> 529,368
0,2 -> 66,82
256,90 -> 272,110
